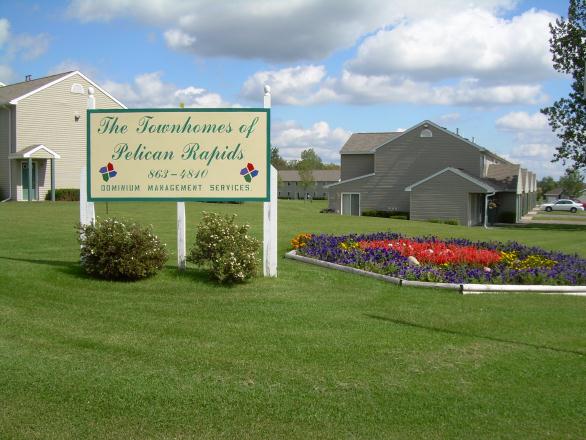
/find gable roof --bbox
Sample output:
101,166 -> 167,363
404,167 -> 496,193
8,144 -> 61,159
484,163 -> 520,191
0,72 -> 73,104
340,132 -> 402,154
278,169 -> 340,182
0,71 -> 126,108
340,120 -> 511,165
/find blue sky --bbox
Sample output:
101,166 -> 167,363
0,0 -> 574,177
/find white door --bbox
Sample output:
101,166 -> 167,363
342,193 -> 360,216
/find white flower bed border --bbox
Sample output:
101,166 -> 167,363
285,250 -> 586,296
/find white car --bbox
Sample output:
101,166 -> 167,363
542,199 -> 585,213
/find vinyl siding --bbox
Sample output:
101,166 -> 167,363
340,154 -> 374,180
330,124 -> 483,214
278,180 -> 335,199
0,108 -> 9,199
410,171 -> 488,226
14,73 -> 123,200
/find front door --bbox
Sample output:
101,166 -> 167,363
21,161 -> 38,200
342,193 -> 360,216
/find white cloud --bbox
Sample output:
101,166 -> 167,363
8,33 -> 50,60
511,143 -> 553,159
495,112 -> 564,178
0,18 -> 50,82
241,65 -> 328,105
348,8 -> 557,82
0,64 -> 13,83
242,66 -> 547,106
272,120 -> 350,163
438,112 -> 461,123
502,143 -> 565,178
67,0 -> 518,62
0,18 -> 9,47
163,29 -> 196,50
49,59 -> 99,78
102,72 -> 231,108
495,111 -> 549,131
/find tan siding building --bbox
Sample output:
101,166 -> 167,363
0,71 -> 125,201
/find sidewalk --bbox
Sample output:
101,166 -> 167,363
519,208 -> 586,225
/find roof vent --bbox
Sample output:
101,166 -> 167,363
420,128 -> 432,138
71,83 -> 85,94
25,75 -> 32,81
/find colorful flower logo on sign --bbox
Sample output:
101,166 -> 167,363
240,163 -> 259,183
99,162 -> 117,182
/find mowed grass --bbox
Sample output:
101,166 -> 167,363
0,200 -> 585,439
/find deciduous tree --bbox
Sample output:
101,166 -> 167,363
540,0 -> 586,170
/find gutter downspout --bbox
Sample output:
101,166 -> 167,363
1,106 -> 12,202
484,191 -> 496,229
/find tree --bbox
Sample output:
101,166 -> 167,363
298,148 -> 323,170
297,160 -> 315,200
540,0 -> 586,170
270,147 -> 289,170
559,169 -> 585,198
537,176 -> 557,200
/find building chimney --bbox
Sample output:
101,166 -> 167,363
456,128 -> 459,135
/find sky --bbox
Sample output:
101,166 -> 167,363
0,0 -> 575,178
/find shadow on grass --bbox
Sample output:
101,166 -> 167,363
0,256 -> 89,278
365,314 -> 585,357
164,263 -> 245,288
496,223 -> 586,232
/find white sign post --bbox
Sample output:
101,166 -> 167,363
263,85 -> 277,277
177,202 -> 186,270
80,87 -> 96,228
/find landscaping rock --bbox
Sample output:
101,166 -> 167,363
407,256 -> 420,266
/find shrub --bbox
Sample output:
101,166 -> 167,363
187,212 -> 260,283
362,210 -> 410,219
45,188 -> 80,201
78,218 -> 168,280
320,208 -> 335,214
427,218 -> 459,225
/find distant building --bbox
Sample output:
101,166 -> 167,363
278,169 -> 340,200
326,120 -> 537,225
0,71 -> 125,201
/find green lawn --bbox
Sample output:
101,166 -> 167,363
1,200 -> 585,439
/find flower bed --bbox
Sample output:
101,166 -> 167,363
291,232 -> 586,285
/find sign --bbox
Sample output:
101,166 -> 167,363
87,108 -> 270,201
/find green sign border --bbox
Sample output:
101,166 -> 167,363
87,108 -> 271,202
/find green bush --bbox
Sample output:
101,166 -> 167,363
362,210 -> 410,219
427,218 -> 459,225
78,218 -> 168,281
188,212 -> 260,283
45,188 -> 80,201
498,211 -> 517,223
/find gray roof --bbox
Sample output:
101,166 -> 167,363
0,72 -> 73,104
405,167 -> 496,193
484,163 -> 520,191
278,169 -> 340,182
544,187 -> 563,196
340,132 -> 402,153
